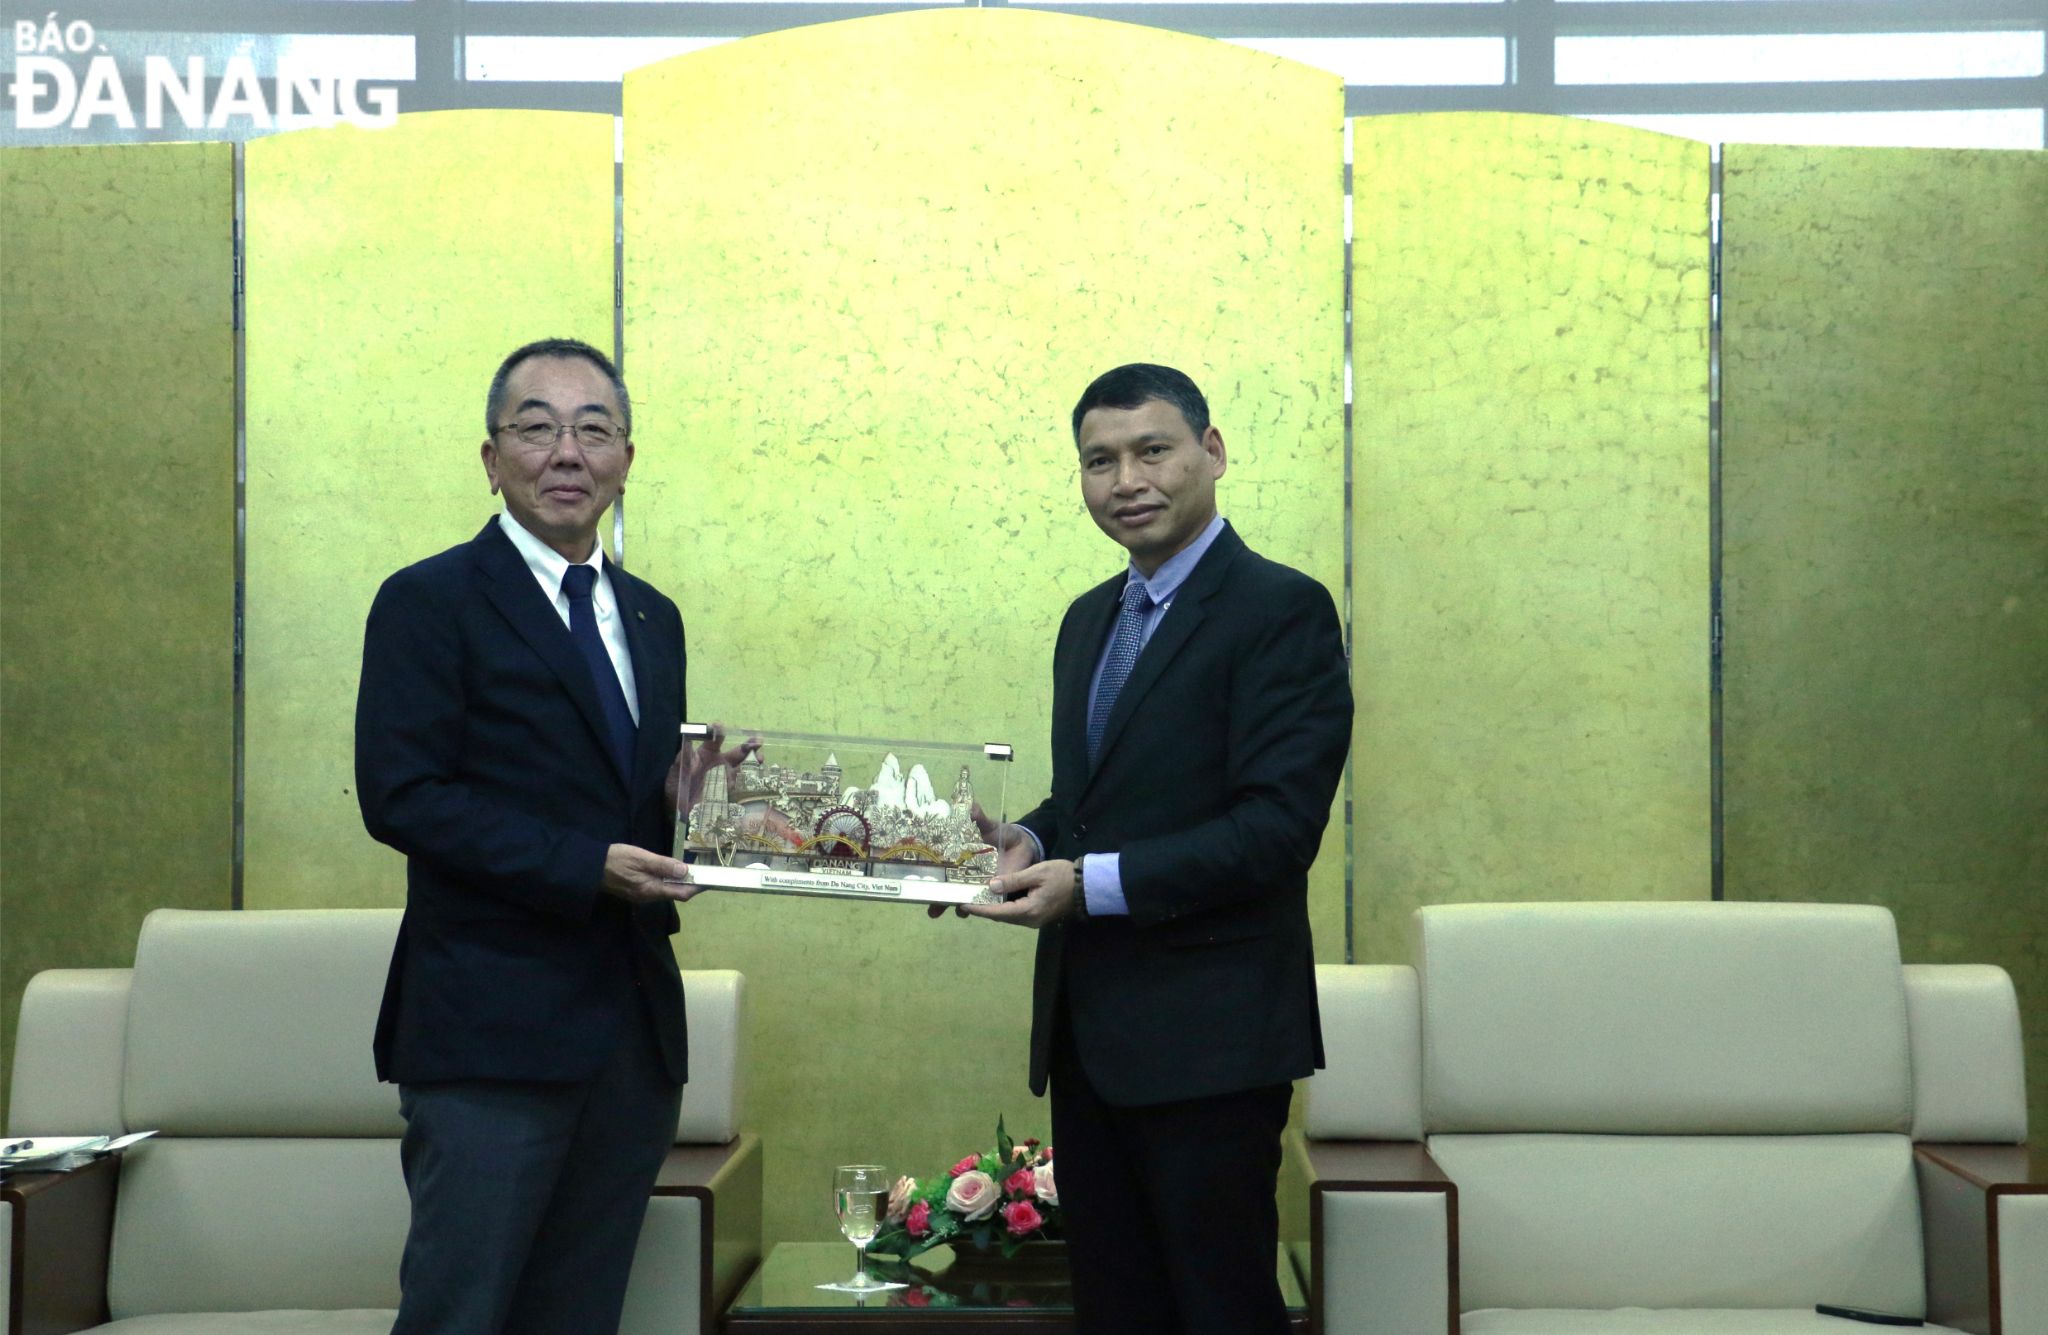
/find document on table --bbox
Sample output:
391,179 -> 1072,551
0,1131 -> 155,1171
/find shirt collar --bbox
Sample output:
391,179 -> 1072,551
1127,514 -> 1226,607
497,509 -> 604,597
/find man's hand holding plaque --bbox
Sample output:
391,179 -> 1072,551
929,803 -> 1039,919
665,721 -> 764,814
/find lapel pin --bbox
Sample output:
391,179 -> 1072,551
637,611 -> 645,621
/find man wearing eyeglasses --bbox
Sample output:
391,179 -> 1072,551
356,338 -> 749,1334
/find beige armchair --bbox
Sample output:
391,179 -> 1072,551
1287,902 -> 2041,1335
4,908 -> 760,1335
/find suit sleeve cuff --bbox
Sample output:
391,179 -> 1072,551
1081,852 -> 1129,917
1010,823 -> 1045,864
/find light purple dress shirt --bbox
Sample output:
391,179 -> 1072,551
1015,514 -> 1229,916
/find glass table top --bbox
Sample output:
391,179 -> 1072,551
728,1241 -> 1308,1318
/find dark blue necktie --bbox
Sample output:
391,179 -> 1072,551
1088,578 -> 1151,766
561,564 -> 636,778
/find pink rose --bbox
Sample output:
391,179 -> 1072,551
885,1175 -> 916,1225
945,1169 -> 999,1222
1003,1165 -> 1035,1197
1002,1199 -> 1045,1236
906,1201 -> 931,1238
1032,1161 -> 1057,1206
949,1153 -> 980,1178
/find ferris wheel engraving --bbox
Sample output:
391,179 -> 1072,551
806,805 -> 873,859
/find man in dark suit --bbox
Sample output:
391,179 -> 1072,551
356,338 -> 747,1334
963,364 -> 1352,1334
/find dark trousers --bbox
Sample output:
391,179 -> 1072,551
1049,1027 -> 1294,1335
391,1008 -> 683,1335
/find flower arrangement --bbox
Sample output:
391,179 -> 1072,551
868,1118 -> 1059,1262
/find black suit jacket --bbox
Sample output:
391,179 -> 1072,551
356,519 -> 689,1086
1015,524 -> 1352,1107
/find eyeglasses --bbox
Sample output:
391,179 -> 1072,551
494,418 -> 625,450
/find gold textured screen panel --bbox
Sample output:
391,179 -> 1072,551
1350,113 -> 1712,956
0,143 -> 234,1120
1720,145 -> 2048,1141
625,9 -> 1343,1243
243,110 -> 616,910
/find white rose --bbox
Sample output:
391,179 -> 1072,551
1033,1161 -> 1058,1207
885,1175 -> 916,1225
945,1169 -> 999,1222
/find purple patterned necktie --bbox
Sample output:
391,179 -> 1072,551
1088,578 -> 1151,766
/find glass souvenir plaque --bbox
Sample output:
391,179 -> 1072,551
677,725 -> 1013,906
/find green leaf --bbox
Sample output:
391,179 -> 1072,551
996,1116 -> 1013,1165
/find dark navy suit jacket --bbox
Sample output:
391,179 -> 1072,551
356,518 -> 689,1087
1015,523 -> 1353,1107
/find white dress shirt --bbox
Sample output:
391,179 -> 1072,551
496,510 -> 641,724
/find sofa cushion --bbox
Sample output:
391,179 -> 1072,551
8,968 -> 131,1135
107,1139 -> 407,1318
676,971 -> 744,1143
1463,1310 -> 1967,1335
1304,964 -> 1423,1140
123,910 -> 402,1137
1317,1185 -> 1452,1335
1431,1133 -> 1924,1314
619,1195 -> 706,1334
1414,903 -> 1912,1134
2000,1192 -> 2048,1332
1903,963 -> 2029,1143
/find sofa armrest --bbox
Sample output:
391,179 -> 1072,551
651,1132 -> 764,1332
1916,1143 -> 2043,1335
3,1155 -> 118,1335
1283,1131 -> 1457,1335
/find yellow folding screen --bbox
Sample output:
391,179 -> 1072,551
242,110 -> 616,908
624,9 -> 1345,1242
1349,113 -> 1714,953
14,18 -> 2039,1247
0,144 -> 235,1113
1721,143 -> 2048,1140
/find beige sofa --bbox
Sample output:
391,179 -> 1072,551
1288,902 -> 2041,1335
3,908 -> 760,1335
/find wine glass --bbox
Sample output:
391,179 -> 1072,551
819,1163 -> 906,1293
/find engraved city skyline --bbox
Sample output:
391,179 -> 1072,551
685,746 -> 997,882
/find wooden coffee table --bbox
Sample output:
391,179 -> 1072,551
722,1241 -> 1309,1332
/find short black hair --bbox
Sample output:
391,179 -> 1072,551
1070,363 -> 1209,444
486,338 -> 632,436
